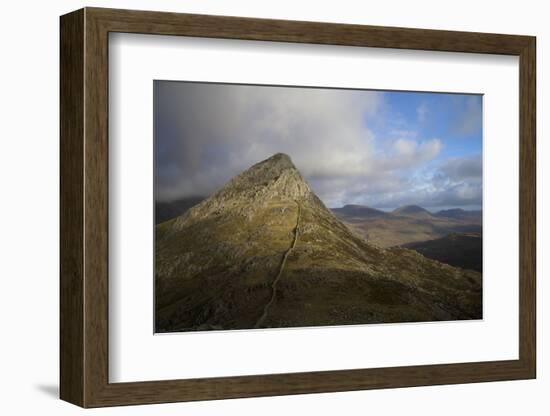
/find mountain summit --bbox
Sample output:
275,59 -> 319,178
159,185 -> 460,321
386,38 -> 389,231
217,152 -> 312,200
174,153 -> 319,227
392,205 -> 434,219
156,153 -> 482,332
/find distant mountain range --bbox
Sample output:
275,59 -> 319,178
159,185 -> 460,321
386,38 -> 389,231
330,203 -> 482,273
392,204 -> 434,219
434,208 -> 482,221
155,153 -> 481,333
331,204 -> 389,219
391,205 -> 482,221
157,201 -> 482,226
331,204 -> 481,247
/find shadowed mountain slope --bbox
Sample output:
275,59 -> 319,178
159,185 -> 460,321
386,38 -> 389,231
155,196 -> 205,225
332,204 -> 390,219
155,153 -> 482,332
402,233 -> 482,273
435,208 -> 482,222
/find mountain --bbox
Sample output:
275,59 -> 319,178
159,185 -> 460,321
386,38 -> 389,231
155,153 -> 482,332
155,196 -> 204,225
333,204 -> 482,248
392,205 -> 434,219
435,208 -> 482,223
331,204 -> 389,219
402,233 -> 482,273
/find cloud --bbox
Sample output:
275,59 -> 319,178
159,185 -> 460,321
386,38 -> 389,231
333,154 -> 482,210
155,82 -> 481,210
440,154 -> 482,181
156,82 -> 441,203
155,82 -> 384,201
417,102 -> 428,122
452,95 -> 482,137
384,138 -> 442,169
383,154 -> 482,209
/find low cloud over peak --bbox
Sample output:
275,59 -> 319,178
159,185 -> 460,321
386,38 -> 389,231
155,81 -> 482,210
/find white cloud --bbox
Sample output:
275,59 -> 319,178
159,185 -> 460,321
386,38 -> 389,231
155,82 -> 478,210
393,138 -> 417,156
156,82 -> 382,201
417,102 -> 429,122
440,155 -> 482,180
375,138 -> 442,173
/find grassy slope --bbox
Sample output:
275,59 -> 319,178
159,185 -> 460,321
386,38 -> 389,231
155,200 -> 299,331
155,197 -> 482,332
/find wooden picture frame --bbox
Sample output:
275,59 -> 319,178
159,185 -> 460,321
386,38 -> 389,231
60,7 -> 536,408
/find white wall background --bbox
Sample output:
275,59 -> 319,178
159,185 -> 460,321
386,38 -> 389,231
0,0 -> 546,414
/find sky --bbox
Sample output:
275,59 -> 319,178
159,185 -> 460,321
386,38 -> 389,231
155,81 -> 482,211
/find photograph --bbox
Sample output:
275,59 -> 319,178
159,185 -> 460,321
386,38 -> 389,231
154,81 -> 483,333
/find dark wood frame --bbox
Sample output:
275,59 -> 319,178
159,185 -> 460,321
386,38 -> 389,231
60,7 -> 536,408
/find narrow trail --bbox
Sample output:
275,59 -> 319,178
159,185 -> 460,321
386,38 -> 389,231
254,201 -> 301,328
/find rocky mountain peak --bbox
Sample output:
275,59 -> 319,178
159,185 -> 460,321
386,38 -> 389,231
222,152 -> 312,199
238,152 -> 300,185
260,152 -> 294,169
174,153 -> 317,227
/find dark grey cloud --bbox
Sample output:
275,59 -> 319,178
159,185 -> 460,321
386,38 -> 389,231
155,81 -> 383,202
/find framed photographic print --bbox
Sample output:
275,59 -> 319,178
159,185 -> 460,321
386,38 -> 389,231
60,7 -> 536,407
